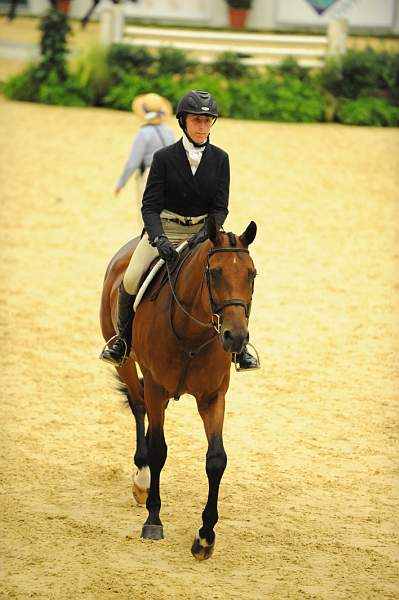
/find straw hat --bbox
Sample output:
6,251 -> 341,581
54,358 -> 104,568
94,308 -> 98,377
132,93 -> 172,125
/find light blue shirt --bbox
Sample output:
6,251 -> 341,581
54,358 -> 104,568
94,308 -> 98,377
117,124 -> 175,188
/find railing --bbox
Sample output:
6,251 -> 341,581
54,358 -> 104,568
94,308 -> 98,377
99,7 -> 348,69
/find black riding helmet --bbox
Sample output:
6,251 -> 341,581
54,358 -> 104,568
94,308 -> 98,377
176,90 -> 218,146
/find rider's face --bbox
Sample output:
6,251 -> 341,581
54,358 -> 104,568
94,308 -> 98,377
185,114 -> 214,144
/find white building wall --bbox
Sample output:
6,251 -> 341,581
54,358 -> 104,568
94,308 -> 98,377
22,0 -> 399,33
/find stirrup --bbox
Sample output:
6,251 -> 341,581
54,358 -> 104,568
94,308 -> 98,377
99,334 -> 128,366
233,342 -> 261,372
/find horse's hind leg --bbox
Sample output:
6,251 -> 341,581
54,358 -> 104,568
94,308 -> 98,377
192,389 -> 227,560
140,372 -> 168,541
116,363 -> 150,505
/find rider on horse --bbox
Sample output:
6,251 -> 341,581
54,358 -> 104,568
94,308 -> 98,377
100,89 -> 259,370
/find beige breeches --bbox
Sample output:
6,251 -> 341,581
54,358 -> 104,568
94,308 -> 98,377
123,217 -> 204,296
134,167 -> 150,228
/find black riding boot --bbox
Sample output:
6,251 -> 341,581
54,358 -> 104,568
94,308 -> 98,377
233,345 -> 259,370
100,283 -> 135,366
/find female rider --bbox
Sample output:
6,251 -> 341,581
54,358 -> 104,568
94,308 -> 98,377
101,89 -> 258,370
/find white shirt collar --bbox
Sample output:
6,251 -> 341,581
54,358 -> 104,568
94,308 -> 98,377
182,133 -> 206,154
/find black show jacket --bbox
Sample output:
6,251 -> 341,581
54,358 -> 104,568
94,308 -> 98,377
141,139 -> 229,241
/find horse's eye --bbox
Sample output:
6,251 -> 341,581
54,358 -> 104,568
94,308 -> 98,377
210,267 -> 222,282
248,269 -> 257,281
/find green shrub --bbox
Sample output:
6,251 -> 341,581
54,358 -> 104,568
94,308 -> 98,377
107,44 -> 155,81
37,71 -> 87,107
2,65 -> 41,101
378,51 -> 399,102
271,56 -> 310,82
155,47 -> 198,76
229,75 -> 325,122
74,44 -> 112,105
337,97 -> 399,126
210,52 -> 249,79
102,74 -> 153,110
320,48 -> 399,101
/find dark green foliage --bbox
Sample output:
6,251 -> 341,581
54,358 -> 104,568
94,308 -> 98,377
2,65 -> 41,101
378,51 -> 399,102
320,48 -> 399,101
210,52 -> 249,79
229,76 -> 325,122
37,8 -> 71,82
226,0 -> 252,8
107,43 -> 155,81
337,97 -> 399,126
36,71 -> 87,107
273,56 -> 310,82
155,47 -> 198,76
102,74 -> 151,110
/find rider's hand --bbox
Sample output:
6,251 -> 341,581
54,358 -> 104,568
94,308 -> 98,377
153,236 -> 179,263
114,186 -> 122,197
188,226 -> 208,249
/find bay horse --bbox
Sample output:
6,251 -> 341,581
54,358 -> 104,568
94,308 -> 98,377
100,217 -> 257,560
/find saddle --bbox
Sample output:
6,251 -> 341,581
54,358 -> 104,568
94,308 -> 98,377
133,240 -> 189,311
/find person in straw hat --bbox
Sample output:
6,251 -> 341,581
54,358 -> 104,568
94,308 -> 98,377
114,93 -> 175,227
102,89 -> 259,371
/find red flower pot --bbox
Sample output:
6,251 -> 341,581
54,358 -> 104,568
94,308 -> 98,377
228,8 -> 248,28
58,0 -> 71,14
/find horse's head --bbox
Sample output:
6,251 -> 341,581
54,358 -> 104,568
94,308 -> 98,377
206,217 -> 257,354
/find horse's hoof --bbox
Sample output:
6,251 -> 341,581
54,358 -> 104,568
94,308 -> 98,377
140,524 -> 164,540
191,532 -> 215,561
132,467 -> 150,506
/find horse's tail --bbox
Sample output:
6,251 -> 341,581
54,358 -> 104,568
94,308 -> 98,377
113,372 -> 144,414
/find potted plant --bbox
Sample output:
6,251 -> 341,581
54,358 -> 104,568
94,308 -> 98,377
226,0 -> 253,29
57,0 -> 72,15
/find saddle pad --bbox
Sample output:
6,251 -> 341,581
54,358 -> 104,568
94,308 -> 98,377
133,240 -> 188,311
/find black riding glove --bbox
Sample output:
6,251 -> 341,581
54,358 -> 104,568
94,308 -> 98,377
152,235 -> 179,263
188,226 -> 208,249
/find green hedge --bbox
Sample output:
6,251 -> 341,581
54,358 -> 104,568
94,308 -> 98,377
337,97 -> 399,126
2,30 -> 398,127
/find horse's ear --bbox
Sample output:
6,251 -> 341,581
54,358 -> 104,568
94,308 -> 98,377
207,216 -> 222,246
240,221 -> 257,247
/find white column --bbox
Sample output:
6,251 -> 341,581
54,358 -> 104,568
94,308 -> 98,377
327,18 -> 348,57
100,1 -> 113,46
111,2 -> 125,43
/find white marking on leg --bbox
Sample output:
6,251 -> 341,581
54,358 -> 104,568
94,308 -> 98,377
194,528 -> 210,548
134,466 -> 150,490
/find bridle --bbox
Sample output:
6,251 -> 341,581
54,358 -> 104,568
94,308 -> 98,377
166,245 -> 253,336
205,247 -> 252,333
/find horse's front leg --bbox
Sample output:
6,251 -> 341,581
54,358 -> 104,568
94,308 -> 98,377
192,390 -> 227,560
140,374 -> 168,541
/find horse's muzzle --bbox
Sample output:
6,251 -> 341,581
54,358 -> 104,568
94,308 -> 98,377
221,327 -> 248,354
